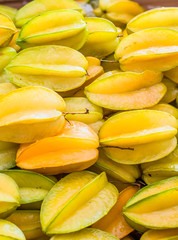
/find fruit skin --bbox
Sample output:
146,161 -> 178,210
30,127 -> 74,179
99,110 -> 177,164
148,103 -> 178,119
0,173 -> 21,218
0,5 -> 17,22
123,176 -> 178,231
115,28 -> 178,72
6,210 -> 45,239
40,171 -> 118,234
140,228 -> 178,240
0,13 -> 17,47
141,145 -> 178,185
127,7 -> 178,33
0,219 -> 25,240
161,78 -> 178,103
95,150 -> 141,183
98,0 -> 144,28
0,169 -> 55,209
9,29 -> 20,51
85,70 -> 165,110
64,97 -> 103,124
93,186 -> 139,239
16,121 -> 99,175
0,141 -> 19,170
165,66 -> 178,84
15,0 -> 84,28
0,86 -> 66,143
50,228 -> 119,240
0,47 -> 16,73
6,45 -> 88,92
88,120 -> 104,134
80,17 -> 119,58
0,83 -> 18,96
16,10 -> 88,50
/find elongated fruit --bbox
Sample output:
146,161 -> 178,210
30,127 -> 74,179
6,45 -> 88,92
0,219 -> 25,240
40,171 -> 118,234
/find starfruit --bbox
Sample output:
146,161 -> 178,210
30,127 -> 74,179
101,54 -> 120,72
0,47 -> 16,73
127,7 -> 178,33
95,150 -> 140,183
15,0 -> 84,28
0,13 -> 16,47
99,110 -> 177,164
0,86 -> 66,143
6,210 -> 45,239
0,219 -> 25,240
85,70 -> 165,110
6,45 -> 88,92
0,173 -> 20,218
58,56 -> 104,98
0,5 -> 17,22
141,145 -> 178,185
123,176 -> 178,231
161,78 -> 178,103
41,171 -> 118,234
93,186 -> 139,239
98,0 -> 144,27
16,10 -> 88,50
9,29 -> 20,51
0,83 -> 18,96
0,141 -> 19,170
115,28 -> 178,72
165,66 -> 178,84
50,228 -> 119,240
149,103 -> 178,119
80,17 -> 119,58
89,119 -> 104,134
141,229 -> 178,240
64,97 -> 103,124
0,169 -> 55,209
16,121 -> 99,175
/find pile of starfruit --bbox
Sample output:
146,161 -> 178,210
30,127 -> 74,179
0,0 -> 177,239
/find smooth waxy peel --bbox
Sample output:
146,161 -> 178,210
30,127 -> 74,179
0,170 -> 55,209
148,103 -> 178,119
0,219 -> 25,240
93,186 -> 139,239
0,5 -> 17,22
115,28 -> 178,72
6,210 -> 44,239
80,17 -> 119,58
99,110 -> 177,164
127,7 -> 178,33
50,228 -> 119,240
6,45 -> 88,92
0,13 -> 17,47
85,70 -> 165,110
15,0 -> 84,28
0,86 -> 66,143
16,121 -> 99,175
141,146 -> 178,184
98,0 -> 144,27
95,150 -> 140,183
64,97 -> 103,124
0,173 -> 20,218
140,229 -> 178,240
0,141 -> 19,170
165,66 -> 178,84
0,47 -> 16,73
16,10 -> 88,50
40,171 -> 118,234
0,83 -> 18,96
123,177 -> 178,230
161,78 -> 178,103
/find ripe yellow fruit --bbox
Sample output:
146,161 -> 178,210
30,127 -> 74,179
40,171 -> 118,234
115,28 -> 178,72
0,86 -> 66,143
80,17 -> 119,58
6,45 -> 88,92
16,10 -> 88,50
0,219 -> 25,240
